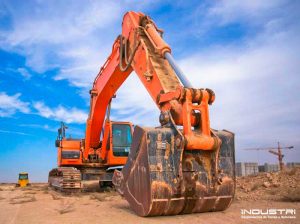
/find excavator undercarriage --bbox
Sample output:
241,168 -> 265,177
48,167 -> 82,192
48,166 -> 118,192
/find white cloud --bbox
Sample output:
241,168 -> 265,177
0,92 -> 30,117
0,92 -> 87,124
0,1 -> 158,82
188,0 -> 298,39
19,123 -> 57,132
33,101 -> 87,124
0,129 -> 31,136
207,0 -> 286,26
110,74 -> 160,126
0,1 -> 167,126
180,29 -> 298,88
0,1 -> 122,75
4,1 -> 120,46
17,67 -> 31,79
54,46 -> 104,88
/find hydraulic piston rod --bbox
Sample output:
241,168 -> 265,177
165,52 -> 193,88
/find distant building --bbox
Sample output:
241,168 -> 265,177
258,163 -> 300,172
286,162 -> 300,168
235,162 -> 259,176
260,163 -> 280,172
258,165 -> 265,172
235,162 -> 299,176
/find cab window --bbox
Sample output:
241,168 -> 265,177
112,124 -> 132,157
19,174 -> 28,180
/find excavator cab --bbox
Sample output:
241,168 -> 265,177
49,120 -> 133,192
55,121 -> 133,167
111,123 -> 132,157
100,120 -> 133,165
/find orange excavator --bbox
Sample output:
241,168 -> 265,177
49,11 -> 236,216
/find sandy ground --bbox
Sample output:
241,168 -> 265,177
0,183 -> 299,224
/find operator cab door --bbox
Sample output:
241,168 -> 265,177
112,123 -> 132,157
102,121 -> 133,165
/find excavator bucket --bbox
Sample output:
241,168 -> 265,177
113,125 -> 235,216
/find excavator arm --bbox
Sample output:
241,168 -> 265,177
84,37 -> 132,159
85,11 -> 218,158
84,11 -> 235,216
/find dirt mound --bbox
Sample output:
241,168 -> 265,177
236,167 -> 300,202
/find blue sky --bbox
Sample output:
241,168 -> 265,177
0,0 -> 299,182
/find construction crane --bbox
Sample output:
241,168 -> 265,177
49,11 -> 235,216
244,142 -> 294,170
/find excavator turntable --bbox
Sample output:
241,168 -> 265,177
48,11 -> 235,216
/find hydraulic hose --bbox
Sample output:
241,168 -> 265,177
119,35 -> 140,72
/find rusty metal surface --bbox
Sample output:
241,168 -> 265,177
113,125 -> 235,217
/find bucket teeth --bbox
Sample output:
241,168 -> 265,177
113,125 -> 235,216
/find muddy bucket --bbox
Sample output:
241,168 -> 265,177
113,125 -> 235,216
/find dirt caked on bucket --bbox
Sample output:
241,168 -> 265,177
113,125 -> 235,216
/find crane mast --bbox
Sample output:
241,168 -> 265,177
244,142 -> 294,170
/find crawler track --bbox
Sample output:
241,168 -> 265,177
48,167 -> 82,193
